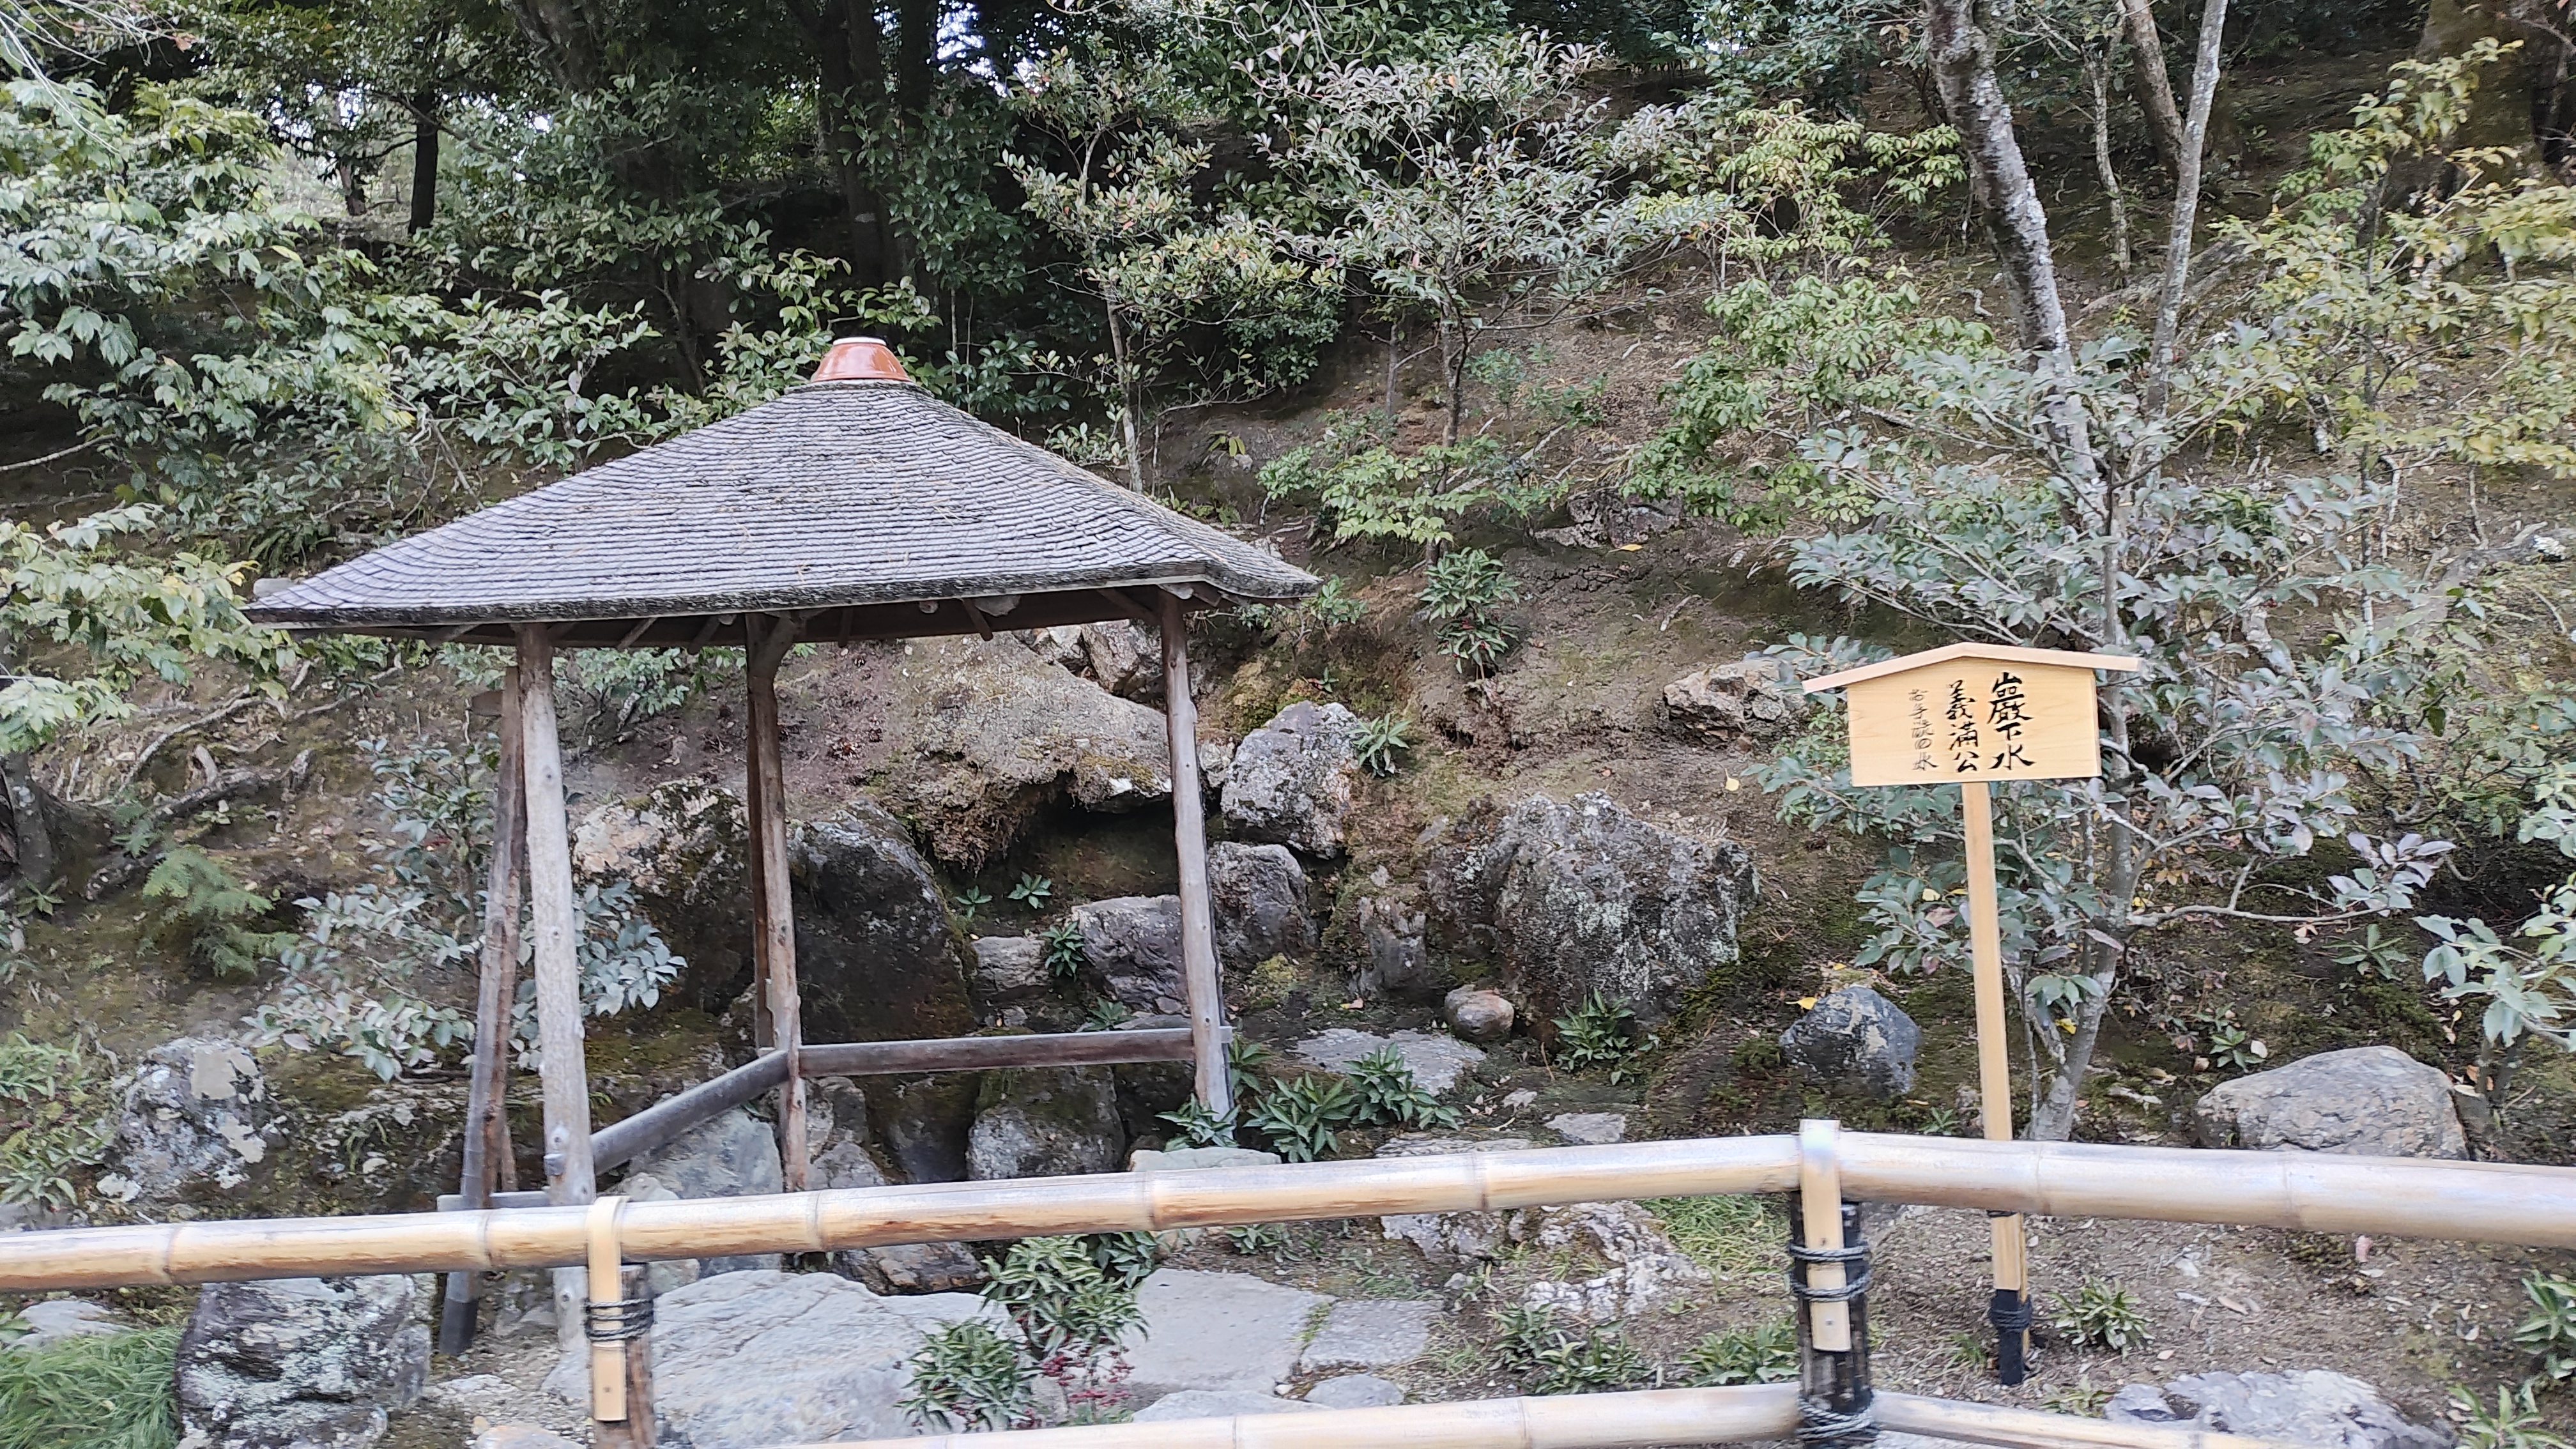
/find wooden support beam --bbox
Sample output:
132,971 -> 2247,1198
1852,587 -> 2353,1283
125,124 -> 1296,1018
798,1026 -> 1203,1078
590,1052 -> 791,1173
1156,591 -> 1229,1119
514,624 -> 596,1353
439,666 -> 529,1354
746,615 -> 809,1191
1096,587 -> 1158,625
955,595 -> 995,640
1962,778 -> 2031,1383
1797,1120 -> 1851,1352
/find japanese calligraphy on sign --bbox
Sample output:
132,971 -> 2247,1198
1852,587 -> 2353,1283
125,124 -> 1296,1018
1804,644 -> 2139,788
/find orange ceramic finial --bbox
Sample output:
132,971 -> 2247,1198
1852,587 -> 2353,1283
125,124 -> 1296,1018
811,336 -> 910,383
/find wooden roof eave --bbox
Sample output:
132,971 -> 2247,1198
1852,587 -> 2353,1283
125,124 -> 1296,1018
1802,643 -> 2142,694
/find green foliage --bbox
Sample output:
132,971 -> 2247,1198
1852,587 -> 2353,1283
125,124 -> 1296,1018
1157,1098 -> 1236,1148
0,1323 -> 180,1449
1245,1073 -> 1355,1162
1421,548 -> 1519,676
901,1320 -> 1033,1434
1492,1304 -> 1649,1393
953,887 -> 992,923
1224,1221 -> 1292,1257
2191,1008 -> 2271,1073
980,1236 -> 1144,1368
2333,924 -> 2414,981
1041,920 -> 1086,981
1352,714 -> 1413,778
1081,998 -> 1133,1031
2421,876 -> 2576,1064
0,1036 -> 112,1210
1009,875 -> 1054,909
1225,1038 -> 1276,1105
2051,1277 -> 2150,1353
1551,990 -> 1650,1082
1084,1230 -> 1161,1288
141,846 -> 290,979
1344,1046 -> 1460,1130
1678,1319 -> 1798,1386
2513,1271 -> 2576,1388
2451,1381 -> 2572,1449
1642,1195 -> 1784,1274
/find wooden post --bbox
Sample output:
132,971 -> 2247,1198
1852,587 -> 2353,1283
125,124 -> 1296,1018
1791,1121 -> 1873,1445
516,625 -> 596,1354
439,669 -> 528,1354
584,1200 -> 656,1449
1795,1121 -> 1850,1353
1961,779 -> 2030,1383
1157,590 -> 1229,1119
746,615 -> 809,1190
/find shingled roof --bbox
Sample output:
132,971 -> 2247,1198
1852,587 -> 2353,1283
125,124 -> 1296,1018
247,376 -> 1317,649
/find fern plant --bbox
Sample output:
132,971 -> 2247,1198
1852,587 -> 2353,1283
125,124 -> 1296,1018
1246,1074 -> 1354,1162
142,845 -> 289,979
1346,1047 -> 1459,1130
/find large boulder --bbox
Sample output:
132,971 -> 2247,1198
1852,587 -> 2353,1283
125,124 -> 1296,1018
1423,792 -> 1757,1027
1076,895 -> 1188,1013
967,1066 -> 1125,1180
1298,1300 -> 1436,1372
622,1107 -> 784,1275
1208,841 -> 1314,965
2108,1370 -> 2448,1449
2193,1046 -> 2467,1158
1290,1028 -> 1485,1094
544,1269 -> 998,1447
868,1073 -> 981,1184
1780,987 -> 1922,1102
1663,658 -> 1809,744
1509,1201 -> 1711,1324
571,779 -> 749,1014
1223,702 -> 1363,856
1351,891 -> 1439,1002
175,1275 -> 429,1449
970,936 -> 1052,1008
790,801 -> 977,1044
107,1037 -> 273,1202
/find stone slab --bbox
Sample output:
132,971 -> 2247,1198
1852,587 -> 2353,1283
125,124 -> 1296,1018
1299,1299 -> 1437,1372
1124,1268 -> 1333,1399
1133,1389 -> 1325,1422
1291,1029 -> 1485,1094
1306,1374 -> 1407,1409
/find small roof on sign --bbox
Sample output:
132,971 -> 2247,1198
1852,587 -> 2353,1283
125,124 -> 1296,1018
1802,642 -> 2141,694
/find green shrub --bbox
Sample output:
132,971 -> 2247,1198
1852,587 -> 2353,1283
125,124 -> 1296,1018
1353,714 -> 1412,778
900,1320 -> 1032,1433
1246,1075 -> 1354,1163
1680,1319 -> 1798,1385
1345,1048 -> 1459,1131
1041,920 -> 1085,981
1421,549 -> 1519,676
2051,1277 -> 2150,1353
1084,1231 -> 1160,1289
1551,991 -> 1651,1082
2451,1381 -> 2572,1449
0,1324 -> 181,1449
0,1037 -> 114,1211
1493,1304 -> 1648,1393
979,1236 -> 1142,1365
141,847 -> 289,979
2515,1271 -> 2576,1388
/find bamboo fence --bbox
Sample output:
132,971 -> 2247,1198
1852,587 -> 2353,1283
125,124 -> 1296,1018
7,1131 -> 2572,1293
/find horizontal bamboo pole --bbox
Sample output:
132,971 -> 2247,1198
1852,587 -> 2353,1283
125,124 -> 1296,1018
798,1027 -> 1202,1078
802,1386 -> 2285,1449
1835,1135 -> 2576,1247
0,1136 -> 1800,1292
828,1383 -> 1802,1449
8,1131 -> 2572,1293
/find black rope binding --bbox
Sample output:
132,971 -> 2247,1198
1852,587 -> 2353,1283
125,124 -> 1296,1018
1988,1290 -> 2035,1333
1787,1239 -> 1874,1303
1797,1399 -> 1878,1445
585,1295 -> 655,1344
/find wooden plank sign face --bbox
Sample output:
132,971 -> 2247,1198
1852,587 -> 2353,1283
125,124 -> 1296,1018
1843,659 -> 2101,787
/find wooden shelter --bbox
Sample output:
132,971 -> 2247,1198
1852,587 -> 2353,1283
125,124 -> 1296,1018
246,337 -> 1318,1350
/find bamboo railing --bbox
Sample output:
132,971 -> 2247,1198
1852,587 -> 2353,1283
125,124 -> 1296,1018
10,1131 -> 2573,1292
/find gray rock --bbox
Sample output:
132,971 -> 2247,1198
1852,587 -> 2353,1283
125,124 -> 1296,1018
813,1142 -> 983,1292
1547,1112 -> 1628,1145
1305,1374 -> 1407,1409
544,1269 -> 998,1448
1077,894 -> 1187,1013
570,779 -> 751,1013
2108,1370 -> 2449,1449
1354,894 -> 1437,1001
1298,1300 -> 1436,1372
966,1066 -> 1124,1180
870,1073 -> 981,1184
1209,841 -> 1315,966
175,1275 -> 429,1449
1443,986 -> 1514,1043
470,1430 -> 581,1449
790,802 -> 979,1044
1780,987 -> 1922,1103
1510,1201 -> 1711,1324
2194,1046 -> 2468,1158
1223,702 -> 1363,856
1664,659 -> 1809,744
971,936 -> 1051,1004
624,1107 -> 783,1275
108,1037 -> 272,1202
1131,1146 -> 1282,1170
809,1075 -> 870,1154
1374,1136 -> 1534,1263
1077,620 -> 1164,701
1133,1390 -> 1323,1422
1123,1268 -> 1333,1399
1424,792 -> 1756,1027
1291,1028 -> 1484,1095
6,1297 -> 126,1351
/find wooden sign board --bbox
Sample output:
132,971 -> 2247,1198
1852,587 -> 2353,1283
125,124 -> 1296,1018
1805,643 -> 2140,788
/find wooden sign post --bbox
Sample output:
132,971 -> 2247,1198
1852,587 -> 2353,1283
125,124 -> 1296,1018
1803,643 -> 2138,1384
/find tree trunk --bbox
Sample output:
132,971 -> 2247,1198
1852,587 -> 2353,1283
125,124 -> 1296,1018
2088,54 -> 2133,277
1439,309 -> 1464,445
2119,0 -> 2188,176
1929,0 -> 2076,360
894,0 -> 935,114
0,752 -> 55,897
790,0 -> 889,284
1108,298 -> 1144,491
408,93 -> 440,236
2147,0 -> 2232,415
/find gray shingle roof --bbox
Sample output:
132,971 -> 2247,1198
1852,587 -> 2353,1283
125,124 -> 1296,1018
247,379 -> 1315,643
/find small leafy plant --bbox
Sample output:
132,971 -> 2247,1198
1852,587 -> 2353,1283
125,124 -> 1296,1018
1081,999 -> 1131,1031
1494,1303 -> 1648,1393
1009,874 -> 1054,909
0,1322 -> 183,1449
953,886 -> 993,923
1157,1098 -> 1236,1148
2051,1276 -> 2150,1353
1421,548 -> 1519,676
981,1236 -> 1142,1391
1346,1047 -> 1460,1130
0,1036 -> 114,1211
1551,991 -> 1652,1082
1352,714 -> 1412,777
142,845 -> 291,979
2515,1271 -> 2576,1388
1041,920 -> 1085,981
901,1320 -> 1033,1432
2190,1008 -> 2268,1073
2451,1381 -> 2572,1449
1225,1222 -> 1292,1257
1680,1320 -> 1798,1386
2332,923 -> 2411,981
1085,1230 -> 1161,1289
1246,1074 -> 1354,1162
